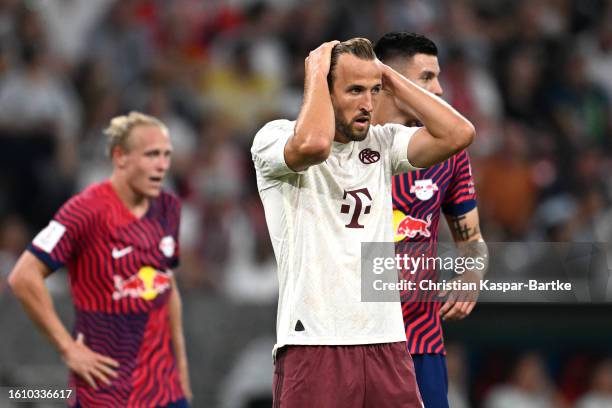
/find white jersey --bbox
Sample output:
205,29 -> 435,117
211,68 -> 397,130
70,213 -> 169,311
251,119 -> 420,351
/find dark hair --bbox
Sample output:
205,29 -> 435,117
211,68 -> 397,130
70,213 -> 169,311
374,32 -> 438,63
328,37 -> 376,89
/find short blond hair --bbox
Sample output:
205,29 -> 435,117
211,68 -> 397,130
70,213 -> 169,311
104,111 -> 168,157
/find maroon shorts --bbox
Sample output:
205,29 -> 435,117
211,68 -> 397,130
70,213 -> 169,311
273,342 -> 423,408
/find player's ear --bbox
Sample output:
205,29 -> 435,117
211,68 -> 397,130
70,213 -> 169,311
112,145 -> 128,168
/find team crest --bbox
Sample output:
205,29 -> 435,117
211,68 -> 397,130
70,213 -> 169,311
410,179 -> 438,201
159,236 -> 175,258
358,148 -> 380,164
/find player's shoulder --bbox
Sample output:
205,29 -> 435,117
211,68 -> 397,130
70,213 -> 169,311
258,119 -> 295,133
61,182 -> 112,216
146,189 -> 181,229
51,182 -> 114,231
252,119 -> 295,146
158,189 -> 181,212
452,148 -> 470,160
451,149 -> 472,170
366,123 -> 420,153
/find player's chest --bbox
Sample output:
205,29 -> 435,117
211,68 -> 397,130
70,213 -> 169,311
102,220 -> 176,267
315,147 -> 387,192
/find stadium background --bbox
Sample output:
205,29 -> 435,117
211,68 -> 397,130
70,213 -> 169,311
0,0 -> 611,406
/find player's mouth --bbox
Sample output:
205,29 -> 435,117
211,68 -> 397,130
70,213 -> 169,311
353,116 -> 370,129
149,176 -> 163,184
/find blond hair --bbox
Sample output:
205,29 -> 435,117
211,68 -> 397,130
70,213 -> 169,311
104,111 -> 168,157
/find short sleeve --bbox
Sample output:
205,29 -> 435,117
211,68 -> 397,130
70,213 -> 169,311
441,150 -> 477,216
27,196 -> 96,272
384,124 -> 422,175
251,119 -> 301,191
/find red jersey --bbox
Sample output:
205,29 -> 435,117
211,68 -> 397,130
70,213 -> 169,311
393,150 -> 477,355
28,181 -> 184,407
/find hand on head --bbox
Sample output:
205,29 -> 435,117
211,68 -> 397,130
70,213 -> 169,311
305,41 -> 340,77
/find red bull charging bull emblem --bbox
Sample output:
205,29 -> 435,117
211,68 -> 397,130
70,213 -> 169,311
112,266 -> 172,300
396,213 -> 432,239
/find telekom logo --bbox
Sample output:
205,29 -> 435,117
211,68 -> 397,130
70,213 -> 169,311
340,188 -> 372,228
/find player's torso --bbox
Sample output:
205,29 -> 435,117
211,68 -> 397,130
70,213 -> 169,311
69,195 -> 177,314
299,135 -> 393,238
393,159 -> 457,355
271,130 -> 406,345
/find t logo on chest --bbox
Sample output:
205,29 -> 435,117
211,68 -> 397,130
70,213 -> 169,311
340,188 -> 372,228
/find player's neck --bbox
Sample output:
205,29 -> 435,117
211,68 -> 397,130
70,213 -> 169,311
109,176 -> 150,219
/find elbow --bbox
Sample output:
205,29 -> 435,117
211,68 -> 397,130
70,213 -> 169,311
452,120 -> 475,152
296,138 -> 332,164
8,270 -> 26,297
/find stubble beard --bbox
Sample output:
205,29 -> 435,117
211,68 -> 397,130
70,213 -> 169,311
334,110 -> 369,142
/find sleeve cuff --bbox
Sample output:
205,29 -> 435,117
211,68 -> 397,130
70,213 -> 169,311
442,199 -> 477,216
27,244 -> 64,272
393,127 -> 425,174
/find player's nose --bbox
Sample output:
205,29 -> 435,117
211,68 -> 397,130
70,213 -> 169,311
360,93 -> 374,112
431,79 -> 443,97
157,156 -> 171,172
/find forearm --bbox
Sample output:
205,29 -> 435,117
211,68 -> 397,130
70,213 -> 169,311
284,41 -> 339,171
9,255 -> 73,355
456,234 -> 489,279
384,65 -> 474,147
293,72 -> 335,158
169,284 -> 189,375
447,209 -> 488,278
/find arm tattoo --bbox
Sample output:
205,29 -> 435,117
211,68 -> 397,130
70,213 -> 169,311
450,214 -> 480,241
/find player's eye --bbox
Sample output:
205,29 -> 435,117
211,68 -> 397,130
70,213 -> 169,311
372,86 -> 381,94
421,73 -> 434,81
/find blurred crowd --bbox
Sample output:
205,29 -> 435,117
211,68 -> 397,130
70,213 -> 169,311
446,345 -> 612,408
0,0 -> 611,406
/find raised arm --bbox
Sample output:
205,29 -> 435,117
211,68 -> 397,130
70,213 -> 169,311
284,41 -> 339,171
8,251 -> 119,389
379,62 -> 475,168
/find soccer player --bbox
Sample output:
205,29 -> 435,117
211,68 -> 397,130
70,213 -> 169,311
251,38 -> 475,407
374,32 -> 488,408
8,112 -> 192,407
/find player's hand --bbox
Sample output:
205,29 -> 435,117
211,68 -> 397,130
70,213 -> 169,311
377,60 -> 399,95
62,333 -> 119,390
305,40 -> 340,78
377,60 -> 419,119
438,270 -> 481,321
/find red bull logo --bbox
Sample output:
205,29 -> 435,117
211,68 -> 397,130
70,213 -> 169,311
112,266 -> 172,300
395,213 -> 432,239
